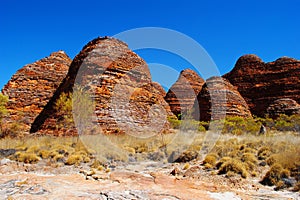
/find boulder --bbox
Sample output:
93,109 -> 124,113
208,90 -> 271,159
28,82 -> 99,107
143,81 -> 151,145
1,51 -> 71,132
193,76 -> 251,121
223,55 -> 300,117
165,69 -> 204,118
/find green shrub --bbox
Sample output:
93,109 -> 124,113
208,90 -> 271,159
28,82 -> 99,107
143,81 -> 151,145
0,93 -> 8,120
167,117 -> 181,129
55,92 -> 73,128
272,114 -> 300,132
198,125 -> 206,132
222,116 -> 260,135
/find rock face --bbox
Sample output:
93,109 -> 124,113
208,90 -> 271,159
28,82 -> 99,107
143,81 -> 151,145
164,69 -> 204,118
1,51 -> 71,131
266,98 -> 300,118
223,54 -> 300,117
30,37 -> 173,136
193,76 -> 251,121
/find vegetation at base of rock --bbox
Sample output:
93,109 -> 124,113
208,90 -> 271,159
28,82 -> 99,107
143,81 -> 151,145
0,93 -> 8,119
55,92 -> 73,128
167,116 -> 207,132
0,93 -> 8,136
168,114 -> 300,134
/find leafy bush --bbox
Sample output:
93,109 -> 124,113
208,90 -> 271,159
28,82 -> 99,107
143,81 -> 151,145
0,93 -> 8,136
167,116 -> 181,129
274,114 -> 300,132
222,116 -> 260,134
0,93 -> 8,119
55,92 -> 73,128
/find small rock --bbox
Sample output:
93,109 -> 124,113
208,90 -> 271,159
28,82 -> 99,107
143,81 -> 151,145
0,149 -> 16,157
168,150 -> 198,163
170,167 -> 181,176
87,170 -> 96,176
92,174 -> 109,180
282,178 -> 296,187
259,161 -> 267,166
183,166 -> 201,178
0,158 -> 12,165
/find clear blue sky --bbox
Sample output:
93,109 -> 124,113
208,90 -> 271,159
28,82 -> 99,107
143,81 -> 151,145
1,0 -> 300,90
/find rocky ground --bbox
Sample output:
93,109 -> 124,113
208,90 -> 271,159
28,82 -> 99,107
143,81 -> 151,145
0,158 -> 298,200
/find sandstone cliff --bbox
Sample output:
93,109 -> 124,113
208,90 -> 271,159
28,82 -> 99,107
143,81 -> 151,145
193,76 -> 251,121
164,69 -> 204,118
223,55 -> 300,117
1,51 -> 71,132
30,37 -> 173,136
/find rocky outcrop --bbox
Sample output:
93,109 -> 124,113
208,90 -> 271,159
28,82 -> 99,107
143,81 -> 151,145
193,76 -> 251,121
165,69 -> 204,118
1,51 -> 71,132
266,98 -> 300,118
223,55 -> 300,117
30,37 -> 173,136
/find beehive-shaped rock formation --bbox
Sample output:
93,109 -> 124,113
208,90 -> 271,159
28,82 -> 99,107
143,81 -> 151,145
1,51 -> 71,131
193,76 -> 251,121
30,37 -> 173,136
164,69 -> 204,118
223,55 -> 300,117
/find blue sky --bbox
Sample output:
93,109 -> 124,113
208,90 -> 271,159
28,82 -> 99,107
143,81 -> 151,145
1,0 -> 300,90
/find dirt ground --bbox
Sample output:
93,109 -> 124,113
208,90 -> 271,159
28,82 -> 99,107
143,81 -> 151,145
0,159 -> 298,200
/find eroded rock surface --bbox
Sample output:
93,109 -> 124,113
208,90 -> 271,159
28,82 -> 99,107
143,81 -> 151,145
31,37 -> 173,136
266,98 -> 300,118
1,51 -> 71,132
0,159 -> 298,200
165,69 -> 204,118
193,76 -> 251,121
223,55 -> 300,117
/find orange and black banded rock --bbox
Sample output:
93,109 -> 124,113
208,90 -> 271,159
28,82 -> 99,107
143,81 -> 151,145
1,51 -> 71,132
30,37 -> 173,136
266,98 -> 300,118
164,69 -> 204,118
223,55 -> 300,117
193,76 -> 251,121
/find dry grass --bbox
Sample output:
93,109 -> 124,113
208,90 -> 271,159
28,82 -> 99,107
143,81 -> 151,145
0,129 -> 299,191
218,158 -> 248,178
